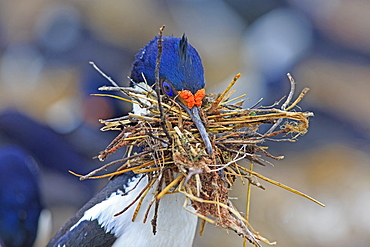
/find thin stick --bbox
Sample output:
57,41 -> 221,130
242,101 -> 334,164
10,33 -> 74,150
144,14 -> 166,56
155,25 -> 172,144
208,73 -> 241,113
92,94 -> 137,104
89,61 -> 121,89
151,171 -> 164,235
282,73 -> 296,110
265,73 -> 296,135
248,98 -> 264,109
246,161 -> 253,222
155,25 -> 165,92
114,176 -> 153,217
132,177 -> 157,221
236,165 -> 325,207
75,150 -> 152,180
286,87 -> 310,111
70,159 -> 156,180
220,94 -> 247,105
157,174 -> 184,200
199,219 -> 206,236
208,145 -> 249,172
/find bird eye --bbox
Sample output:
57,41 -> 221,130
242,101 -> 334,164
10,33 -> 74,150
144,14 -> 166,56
162,81 -> 174,96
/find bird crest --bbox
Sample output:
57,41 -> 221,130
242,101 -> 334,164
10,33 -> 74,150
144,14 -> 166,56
179,34 -> 189,62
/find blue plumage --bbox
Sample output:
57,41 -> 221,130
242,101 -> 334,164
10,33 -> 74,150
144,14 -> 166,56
0,146 -> 42,247
130,35 -> 205,94
130,35 -> 212,154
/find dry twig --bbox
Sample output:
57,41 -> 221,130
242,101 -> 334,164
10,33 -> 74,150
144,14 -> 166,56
71,64 -> 323,246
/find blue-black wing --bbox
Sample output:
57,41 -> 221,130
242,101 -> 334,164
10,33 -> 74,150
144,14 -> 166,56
47,172 -> 137,247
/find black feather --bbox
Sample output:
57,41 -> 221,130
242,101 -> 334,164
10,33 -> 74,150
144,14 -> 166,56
179,34 -> 189,62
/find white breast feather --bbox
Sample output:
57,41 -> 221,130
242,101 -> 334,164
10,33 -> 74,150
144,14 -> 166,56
132,82 -> 153,116
71,175 -> 198,247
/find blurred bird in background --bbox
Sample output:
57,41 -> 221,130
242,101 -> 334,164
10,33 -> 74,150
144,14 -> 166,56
0,146 -> 42,247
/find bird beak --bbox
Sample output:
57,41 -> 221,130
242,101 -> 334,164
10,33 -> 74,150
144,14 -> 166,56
180,104 -> 213,155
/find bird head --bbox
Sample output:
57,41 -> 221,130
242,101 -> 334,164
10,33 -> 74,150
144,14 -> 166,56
130,35 -> 213,154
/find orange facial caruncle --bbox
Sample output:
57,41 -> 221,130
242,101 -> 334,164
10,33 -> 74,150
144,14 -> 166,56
178,89 -> 205,109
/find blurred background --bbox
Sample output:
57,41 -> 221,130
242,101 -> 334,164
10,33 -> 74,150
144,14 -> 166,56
0,0 -> 369,246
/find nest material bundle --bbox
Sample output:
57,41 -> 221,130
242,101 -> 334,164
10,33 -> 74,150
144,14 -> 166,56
72,72 -> 323,247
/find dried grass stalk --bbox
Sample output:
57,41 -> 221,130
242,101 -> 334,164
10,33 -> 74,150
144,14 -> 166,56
70,73 -> 324,247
